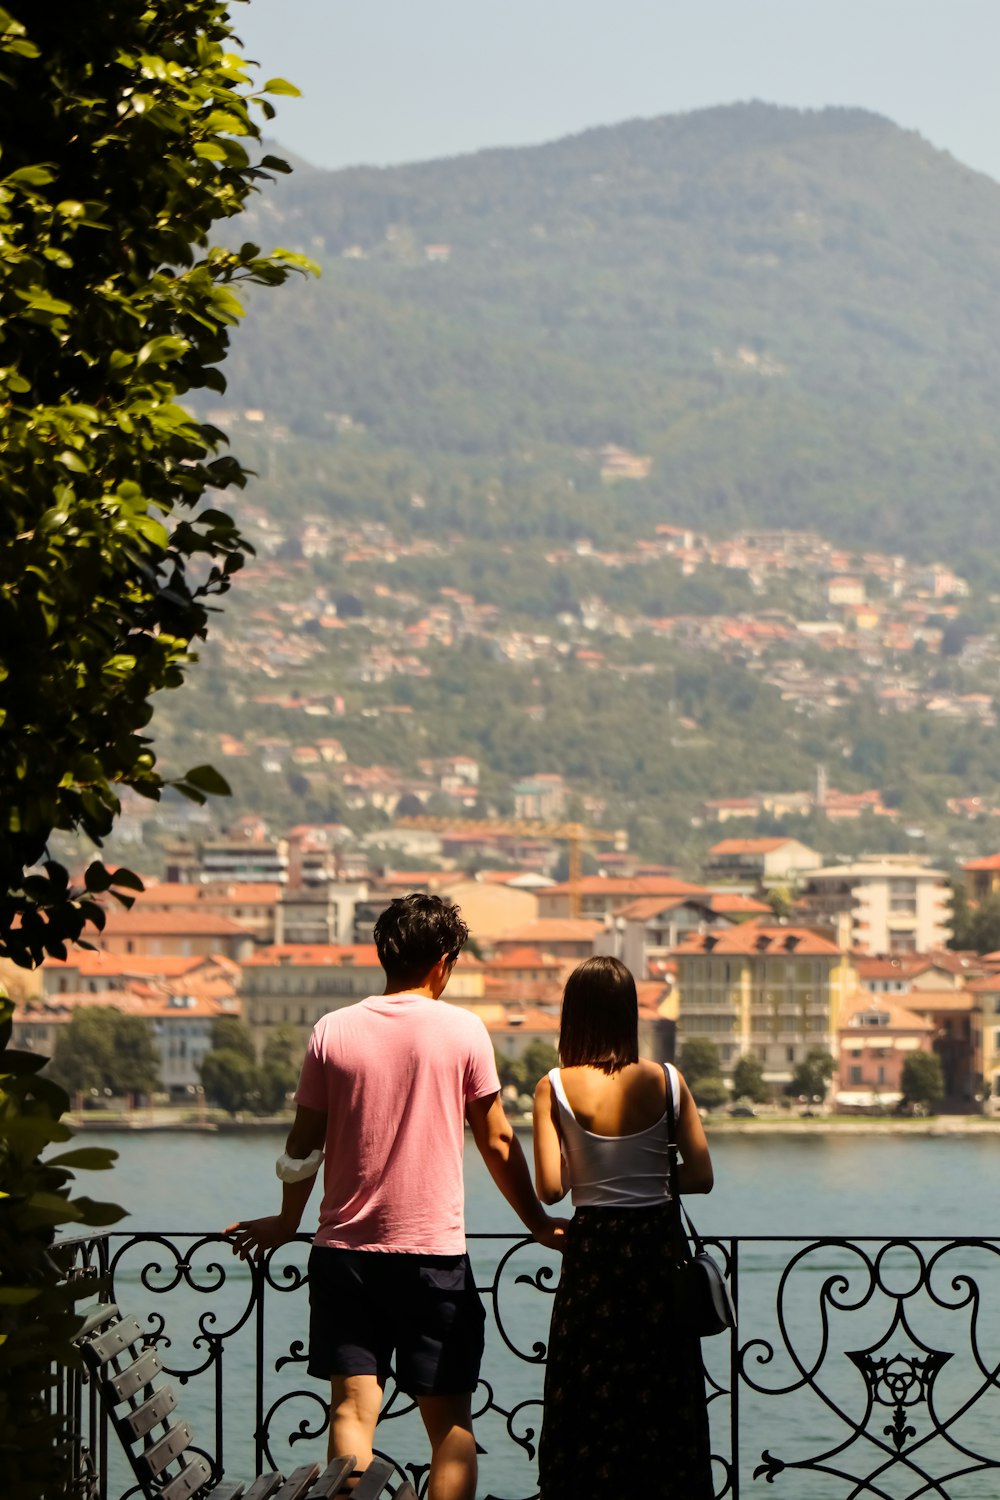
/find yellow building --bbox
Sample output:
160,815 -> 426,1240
671,924 -> 856,1089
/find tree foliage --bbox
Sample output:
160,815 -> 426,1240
210,1014 -> 257,1061
50,1006 -> 160,1098
199,1020 -> 299,1114
732,1054 -> 770,1104
0,0 -> 315,967
901,1050 -> 944,1110
496,1041 -> 559,1094
199,1046 -> 258,1115
789,1047 -> 837,1101
679,1037 -> 721,1084
0,994 -> 124,1498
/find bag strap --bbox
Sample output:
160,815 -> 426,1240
664,1064 -> 705,1252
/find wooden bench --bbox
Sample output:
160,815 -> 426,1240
77,1304 -> 417,1500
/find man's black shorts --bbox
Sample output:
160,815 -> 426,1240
307,1246 -> 486,1396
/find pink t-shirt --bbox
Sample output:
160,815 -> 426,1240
295,992 -> 501,1254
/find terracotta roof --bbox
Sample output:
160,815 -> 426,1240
140,881 -> 280,904
706,893 -> 773,915
614,895 -> 709,922
99,909 -> 255,936
44,952 -> 234,979
636,980 -> 677,1021
485,1009 -> 560,1036
965,975 -> 1000,994
543,876 -> 708,897
963,855 -> 1000,871
708,838 -> 798,855
887,990 -> 975,1013
19,990 -> 239,1022
242,944 -> 381,968
840,992 -> 935,1032
494,919 -> 603,944
674,924 -> 842,958
483,947 -> 562,971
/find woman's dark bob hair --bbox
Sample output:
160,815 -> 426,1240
558,954 -> 639,1074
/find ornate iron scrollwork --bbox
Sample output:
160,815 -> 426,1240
64,1231 -> 1000,1499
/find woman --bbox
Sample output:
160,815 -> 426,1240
533,954 -> 715,1499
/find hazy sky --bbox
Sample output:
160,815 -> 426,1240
233,0 -> 1000,182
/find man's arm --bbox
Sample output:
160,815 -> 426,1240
466,1092 -> 568,1252
227,1104 -> 327,1260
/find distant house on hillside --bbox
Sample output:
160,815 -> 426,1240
703,837 -> 822,888
599,444 -> 651,482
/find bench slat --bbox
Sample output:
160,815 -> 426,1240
77,1302 -> 120,1341
395,1486 -> 418,1500
139,1421 -> 193,1479
110,1346 -> 162,1402
208,1482 -> 246,1500
87,1316 -> 145,1365
352,1459 -> 394,1500
124,1384 -> 178,1439
305,1456 -> 357,1497
241,1475 -> 286,1500
160,1455 -> 212,1500
272,1463 -> 321,1500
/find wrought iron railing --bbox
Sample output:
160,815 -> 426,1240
62,1232 -> 1000,1500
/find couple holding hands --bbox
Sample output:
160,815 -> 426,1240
229,894 -> 715,1500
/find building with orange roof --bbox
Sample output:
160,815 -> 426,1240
671,924 -> 856,1091
836,992 -> 935,1110
963,854 -> 1000,903
135,881 -> 280,942
602,894 -> 729,980
884,989 -> 977,1103
703,837 -> 822,887
489,919 -> 604,961
93,908 -> 256,961
487,1006 -> 561,1078
12,986 -> 242,1096
537,876 -> 709,924
41,950 -> 239,997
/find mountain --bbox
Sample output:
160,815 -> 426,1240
223,104 -> 1000,577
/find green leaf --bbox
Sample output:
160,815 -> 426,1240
262,77 -> 301,96
136,335 -> 190,366
44,1148 -> 118,1171
72,1196 -> 128,1227
180,763 -> 231,796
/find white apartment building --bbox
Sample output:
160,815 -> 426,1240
801,858 -> 952,955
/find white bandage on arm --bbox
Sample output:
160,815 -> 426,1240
275,1148 -> 325,1184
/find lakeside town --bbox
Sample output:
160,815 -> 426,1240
12,819 -> 1000,1122
123,500 -> 1000,879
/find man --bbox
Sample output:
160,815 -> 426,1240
228,893 -> 566,1500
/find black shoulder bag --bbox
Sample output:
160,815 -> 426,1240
664,1066 -> 736,1338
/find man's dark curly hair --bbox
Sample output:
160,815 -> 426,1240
373,893 -> 469,989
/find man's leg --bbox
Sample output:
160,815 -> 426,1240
328,1373 -> 383,1468
415,1392 -> 477,1500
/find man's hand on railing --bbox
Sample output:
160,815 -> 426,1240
225,1215 -> 301,1261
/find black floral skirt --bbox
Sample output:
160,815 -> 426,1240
538,1202 -> 714,1500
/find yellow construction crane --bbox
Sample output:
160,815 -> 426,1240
394,816 -> 627,917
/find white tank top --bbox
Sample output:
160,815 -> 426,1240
548,1064 -> 681,1208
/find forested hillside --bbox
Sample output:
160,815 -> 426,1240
220,103 -> 1000,577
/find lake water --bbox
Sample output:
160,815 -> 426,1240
81,1129 -> 1000,1499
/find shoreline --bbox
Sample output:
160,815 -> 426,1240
66,1113 -> 1000,1137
